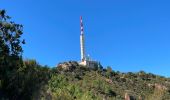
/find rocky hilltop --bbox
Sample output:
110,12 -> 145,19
35,61 -> 170,100
1,60 -> 170,100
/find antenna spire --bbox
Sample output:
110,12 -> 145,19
80,16 -> 84,35
80,16 -> 85,61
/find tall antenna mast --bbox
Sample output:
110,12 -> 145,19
80,16 -> 86,61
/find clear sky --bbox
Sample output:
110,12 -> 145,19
1,0 -> 170,77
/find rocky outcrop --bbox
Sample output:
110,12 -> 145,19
57,61 -> 79,71
105,78 -> 113,84
148,83 -> 168,91
154,83 -> 167,91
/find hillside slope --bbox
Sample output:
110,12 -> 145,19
34,61 -> 170,100
1,60 -> 170,100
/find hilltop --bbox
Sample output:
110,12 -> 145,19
37,61 -> 170,100
7,60 -> 170,100
1,60 -> 170,100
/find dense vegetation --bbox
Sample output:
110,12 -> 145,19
1,9 -> 170,100
36,62 -> 170,100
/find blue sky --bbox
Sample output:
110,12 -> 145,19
1,0 -> 170,77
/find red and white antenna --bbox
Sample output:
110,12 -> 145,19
80,16 -> 85,61
80,16 -> 84,35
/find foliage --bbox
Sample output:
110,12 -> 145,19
40,63 -> 170,100
0,9 -> 25,100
